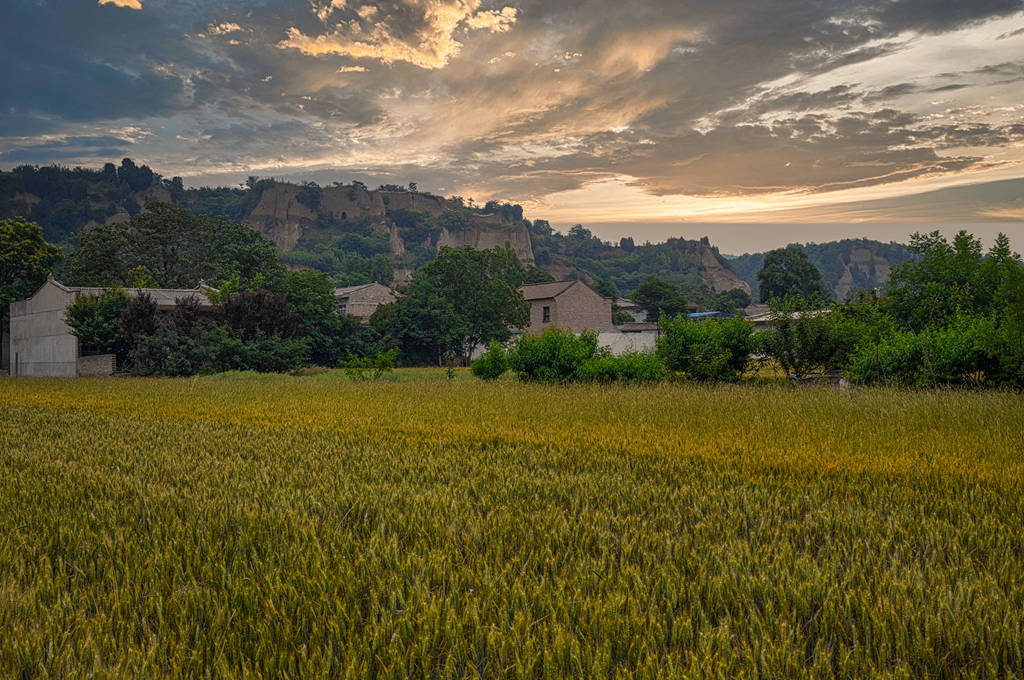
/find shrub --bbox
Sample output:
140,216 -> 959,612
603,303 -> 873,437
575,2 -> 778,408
845,315 -> 996,387
507,329 -> 598,382
575,351 -> 667,383
657,316 -> 754,382
471,341 -> 508,380
341,349 -> 398,381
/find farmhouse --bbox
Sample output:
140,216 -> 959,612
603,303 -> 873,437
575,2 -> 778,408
7,276 -> 214,377
333,282 -> 396,323
518,280 -> 615,335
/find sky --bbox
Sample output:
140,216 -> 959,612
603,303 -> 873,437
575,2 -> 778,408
1,0 -> 1023,251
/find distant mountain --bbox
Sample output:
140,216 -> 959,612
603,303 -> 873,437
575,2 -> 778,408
725,239 -> 914,301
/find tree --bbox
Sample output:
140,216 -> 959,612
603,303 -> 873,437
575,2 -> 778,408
886,230 -> 1015,331
631,276 -> 688,320
756,247 -> 830,304
592,277 -> 619,300
713,288 -> 751,313
283,269 -> 366,365
66,202 -> 283,290
1,217 -> 61,328
65,289 -> 131,360
376,246 -> 531,364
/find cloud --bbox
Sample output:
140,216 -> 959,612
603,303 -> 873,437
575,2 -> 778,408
206,22 -> 244,36
277,0 -> 519,69
98,0 -> 142,9
464,6 -> 517,32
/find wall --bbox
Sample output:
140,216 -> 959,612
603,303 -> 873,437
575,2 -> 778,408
9,281 -> 78,377
343,283 -> 396,323
597,331 -> 659,355
77,354 -> 116,377
525,297 -> 556,336
551,282 -> 614,334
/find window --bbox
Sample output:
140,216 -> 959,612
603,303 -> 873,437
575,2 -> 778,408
542,305 -> 551,323
337,302 -> 348,315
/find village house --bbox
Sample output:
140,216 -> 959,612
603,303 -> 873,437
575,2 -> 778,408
333,282 -> 396,323
7,276 -> 214,377
518,280 -> 615,335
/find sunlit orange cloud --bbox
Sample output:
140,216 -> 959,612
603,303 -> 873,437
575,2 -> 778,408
98,0 -> 142,8
523,160 -> 1024,224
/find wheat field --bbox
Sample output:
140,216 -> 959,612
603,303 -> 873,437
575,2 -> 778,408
1,373 -> 1022,678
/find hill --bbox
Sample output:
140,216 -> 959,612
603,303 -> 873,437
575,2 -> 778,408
0,161 -> 752,298
725,239 -> 914,301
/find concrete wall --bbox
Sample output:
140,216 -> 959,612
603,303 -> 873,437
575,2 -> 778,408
9,281 -> 78,377
77,354 -> 116,377
597,331 -> 659,355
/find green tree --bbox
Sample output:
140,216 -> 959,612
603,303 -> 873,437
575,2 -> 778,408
284,269 -> 366,365
756,247 -> 830,303
66,203 -> 283,290
65,289 -> 131,360
631,276 -> 688,320
376,246 -> 531,364
884,230 -> 1014,331
1,217 -> 61,328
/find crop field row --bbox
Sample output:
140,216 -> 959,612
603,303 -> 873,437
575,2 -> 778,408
1,374 -> 1023,678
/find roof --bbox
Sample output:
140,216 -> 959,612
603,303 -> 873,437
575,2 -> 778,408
747,308 -> 831,324
688,311 -> 729,318
518,280 -> 576,300
615,322 -> 660,333
333,283 -> 379,297
47,277 -> 214,307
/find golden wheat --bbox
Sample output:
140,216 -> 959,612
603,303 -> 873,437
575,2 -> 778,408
1,373 -> 1022,678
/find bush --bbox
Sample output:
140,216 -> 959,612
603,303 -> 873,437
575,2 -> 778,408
845,315 -> 996,387
471,341 -> 508,380
575,351 -> 666,383
657,316 -> 754,382
507,329 -> 598,382
341,349 -> 398,381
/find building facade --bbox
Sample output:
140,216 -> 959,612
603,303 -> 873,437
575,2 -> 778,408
8,277 -> 213,377
519,280 -> 615,336
333,282 -> 397,323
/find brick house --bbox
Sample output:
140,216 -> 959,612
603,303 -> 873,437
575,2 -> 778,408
333,282 -> 396,323
518,280 -> 614,335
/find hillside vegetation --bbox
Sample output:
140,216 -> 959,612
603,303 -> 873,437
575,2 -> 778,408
0,161 -> 807,297
727,239 -> 913,300
1,375 -> 1022,677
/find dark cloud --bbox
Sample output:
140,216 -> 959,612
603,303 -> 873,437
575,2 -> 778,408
1,0 -> 1022,214
0,135 -> 132,164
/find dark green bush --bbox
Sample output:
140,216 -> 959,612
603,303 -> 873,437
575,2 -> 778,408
656,316 -> 754,382
845,315 -> 995,387
507,329 -> 598,383
471,341 -> 508,380
575,351 -> 667,383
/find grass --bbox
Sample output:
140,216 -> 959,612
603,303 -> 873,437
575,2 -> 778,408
1,375 -> 1022,678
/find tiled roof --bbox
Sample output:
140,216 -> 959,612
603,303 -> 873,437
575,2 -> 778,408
518,280 -> 576,300
333,283 -> 376,297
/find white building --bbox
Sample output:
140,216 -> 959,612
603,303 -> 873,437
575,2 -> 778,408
8,277 -> 214,377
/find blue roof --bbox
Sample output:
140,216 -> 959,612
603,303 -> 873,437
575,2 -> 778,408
687,311 -> 727,318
